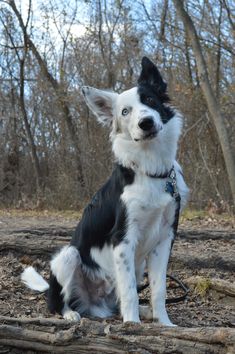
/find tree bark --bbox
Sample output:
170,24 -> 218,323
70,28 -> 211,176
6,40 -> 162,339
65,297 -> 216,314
184,32 -> 194,87
159,0 -> 168,42
173,0 -> 235,208
0,316 -> 234,354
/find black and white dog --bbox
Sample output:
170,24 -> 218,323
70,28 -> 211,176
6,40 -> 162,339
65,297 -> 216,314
22,57 -> 188,326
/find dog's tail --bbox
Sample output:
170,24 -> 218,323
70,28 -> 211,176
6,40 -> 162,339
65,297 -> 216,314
21,266 -> 49,292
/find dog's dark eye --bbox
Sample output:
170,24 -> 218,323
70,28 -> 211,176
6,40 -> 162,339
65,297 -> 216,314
146,97 -> 155,106
122,108 -> 129,116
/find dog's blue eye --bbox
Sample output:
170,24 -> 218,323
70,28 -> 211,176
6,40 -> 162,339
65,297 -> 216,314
122,108 -> 129,116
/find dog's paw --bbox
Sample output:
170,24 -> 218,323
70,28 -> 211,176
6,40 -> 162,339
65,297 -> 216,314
160,321 -> 177,327
154,318 -> 177,327
153,314 -> 177,327
63,310 -> 81,322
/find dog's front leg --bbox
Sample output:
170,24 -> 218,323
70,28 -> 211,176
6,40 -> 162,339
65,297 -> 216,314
147,233 -> 174,326
113,241 -> 139,323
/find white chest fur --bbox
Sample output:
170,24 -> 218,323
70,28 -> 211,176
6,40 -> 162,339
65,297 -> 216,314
121,173 -> 175,261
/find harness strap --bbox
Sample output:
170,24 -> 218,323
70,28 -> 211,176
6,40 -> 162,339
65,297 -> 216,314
172,195 -> 181,237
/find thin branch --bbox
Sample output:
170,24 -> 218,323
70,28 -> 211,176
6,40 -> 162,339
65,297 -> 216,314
198,138 -> 223,202
25,0 -> 31,30
182,116 -> 205,140
221,0 -> 235,32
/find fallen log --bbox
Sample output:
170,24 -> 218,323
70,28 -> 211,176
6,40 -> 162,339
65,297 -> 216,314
185,276 -> 235,297
0,316 -> 234,354
0,232 -> 234,271
179,229 -> 235,241
1,226 -> 235,241
0,233 -> 67,255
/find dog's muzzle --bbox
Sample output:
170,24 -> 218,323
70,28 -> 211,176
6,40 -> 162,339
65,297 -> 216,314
137,117 -> 162,141
138,117 -> 154,131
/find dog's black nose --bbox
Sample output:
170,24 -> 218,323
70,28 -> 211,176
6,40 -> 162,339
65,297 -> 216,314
138,117 -> 154,131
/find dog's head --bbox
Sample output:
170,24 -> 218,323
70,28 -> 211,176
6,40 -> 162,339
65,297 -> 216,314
82,57 -> 177,144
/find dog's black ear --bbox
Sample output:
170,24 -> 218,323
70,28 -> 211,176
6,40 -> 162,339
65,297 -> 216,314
138,57 -> 167,94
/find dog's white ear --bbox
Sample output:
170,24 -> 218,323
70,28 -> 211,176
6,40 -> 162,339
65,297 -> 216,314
82,86 -> 118,126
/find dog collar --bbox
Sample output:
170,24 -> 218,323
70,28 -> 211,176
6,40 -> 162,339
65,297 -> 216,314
146,165 -> 174,179
146,169 -> 172,179
147,166 -> 181,202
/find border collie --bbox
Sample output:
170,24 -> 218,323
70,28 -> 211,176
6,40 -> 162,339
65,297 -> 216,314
21,57 -> 189,326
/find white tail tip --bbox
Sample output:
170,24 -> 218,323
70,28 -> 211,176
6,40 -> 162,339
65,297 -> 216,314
21,266 -> 49,292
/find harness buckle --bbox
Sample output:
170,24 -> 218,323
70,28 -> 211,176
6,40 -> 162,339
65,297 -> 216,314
165,166 -> 180,201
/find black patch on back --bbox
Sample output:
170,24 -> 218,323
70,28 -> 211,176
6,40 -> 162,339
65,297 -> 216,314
71,164 -> 135,268
47,272 -> 64,315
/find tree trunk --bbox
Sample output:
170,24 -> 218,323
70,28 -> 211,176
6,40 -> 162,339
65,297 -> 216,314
19,57 -> 44,198
184,32 -> 194,87
215,3 -> 222,98
173,0 -> 235,208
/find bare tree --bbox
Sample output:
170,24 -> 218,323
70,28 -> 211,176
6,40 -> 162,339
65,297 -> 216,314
7,0 -> 85,188
0,1 -> 44,200
173,0 -> 235,208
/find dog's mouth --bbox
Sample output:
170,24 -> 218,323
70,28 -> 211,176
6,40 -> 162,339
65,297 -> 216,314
134,130 -> 157,142
143,131 -> 157,140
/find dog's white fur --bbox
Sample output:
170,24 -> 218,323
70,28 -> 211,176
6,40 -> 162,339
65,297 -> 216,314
21,266 -> 49,292
82,86 -> 188,324
22,82 -> 189,326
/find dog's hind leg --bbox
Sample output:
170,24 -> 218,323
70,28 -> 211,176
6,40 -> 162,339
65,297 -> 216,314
49,245 -> 81,321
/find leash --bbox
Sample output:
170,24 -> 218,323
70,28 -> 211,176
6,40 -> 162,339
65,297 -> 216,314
139,165 -> 189,304
138,273 -> 189,304
165,166 -> 181,240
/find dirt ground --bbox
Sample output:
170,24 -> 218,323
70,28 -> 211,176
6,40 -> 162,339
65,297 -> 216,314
0,210 -> 234,329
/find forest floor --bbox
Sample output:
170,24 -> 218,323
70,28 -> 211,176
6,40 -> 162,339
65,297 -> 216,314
0,209 -> 234,353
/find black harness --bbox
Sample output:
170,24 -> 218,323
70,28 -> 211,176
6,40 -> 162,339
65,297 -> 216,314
138,165 -> 189,304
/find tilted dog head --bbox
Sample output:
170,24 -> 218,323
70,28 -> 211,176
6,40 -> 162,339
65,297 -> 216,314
82,57 -> 177,142
82,57 -> 182,171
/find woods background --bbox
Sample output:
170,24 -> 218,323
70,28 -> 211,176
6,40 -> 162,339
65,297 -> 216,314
0,0 -> 234,211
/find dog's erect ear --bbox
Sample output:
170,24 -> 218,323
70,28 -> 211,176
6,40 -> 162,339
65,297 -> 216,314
138,57 -> 167,94
82,86 -> 118,126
